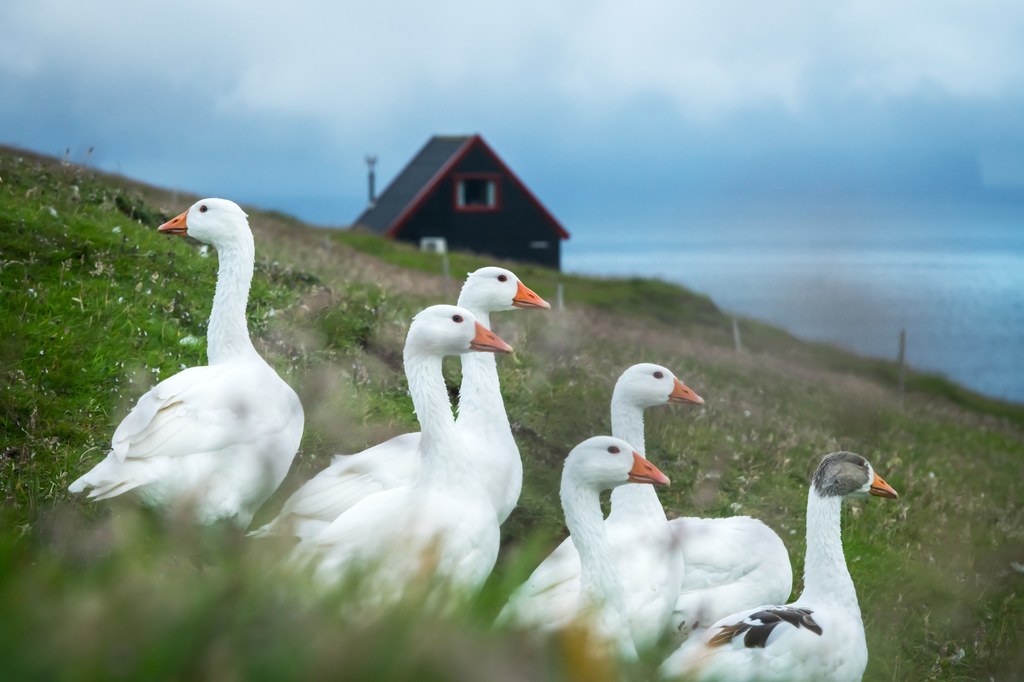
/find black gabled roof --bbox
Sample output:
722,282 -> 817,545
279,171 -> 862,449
352,134 -> 569,240
353,135 -> 471,235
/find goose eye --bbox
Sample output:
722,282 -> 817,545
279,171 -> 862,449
199,204 -> 208,213
452,314 -> 464,323
653,371 -> 664,379
607,446 -> 620,454
497,274 -> 508,282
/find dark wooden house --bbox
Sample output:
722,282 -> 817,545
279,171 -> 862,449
352,135 -> 569,269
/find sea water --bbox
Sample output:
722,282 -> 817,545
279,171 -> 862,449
565,216 -> 1024,404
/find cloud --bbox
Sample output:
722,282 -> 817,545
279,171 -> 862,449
2,0 -> 1023,224
7,1 -> 1023,121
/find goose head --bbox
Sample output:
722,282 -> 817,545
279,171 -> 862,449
812,451 -> 898,500
564,436 -> 671,491
613,363 -> 704,410
406,304 -> 513,357
457,267 -> 550,314
158,198 -> 250,248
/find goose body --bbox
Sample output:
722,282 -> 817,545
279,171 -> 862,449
253,267 -> 546,538
499,365 -> 703,650
501,435 -> 673,659
670,515 -> 793,633
660,452 -> 898,682
292,305 -> 512,599
68,199 -> 303,527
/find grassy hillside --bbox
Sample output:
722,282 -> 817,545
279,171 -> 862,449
1,145 -> 1022,680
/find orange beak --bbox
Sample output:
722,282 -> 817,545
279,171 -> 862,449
628,451 -> 670,486
669,378 -> 705,405
511,280 -> 551,310
158,209 -> 189,236
469,322 -> 513,354
869,471 -> 898,499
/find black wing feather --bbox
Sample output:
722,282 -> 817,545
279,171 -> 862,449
709,607 -> 824,649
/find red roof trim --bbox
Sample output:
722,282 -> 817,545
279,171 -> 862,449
475,137 -> 570,240
385,135 -> 570,241
384,137 -> 473,239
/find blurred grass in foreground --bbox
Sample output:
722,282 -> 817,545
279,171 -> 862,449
1,146 -> 1022,680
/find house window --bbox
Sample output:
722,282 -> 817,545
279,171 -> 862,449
454,175 -> 500,211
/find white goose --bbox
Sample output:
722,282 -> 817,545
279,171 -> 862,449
671,514 -> 793,635
502,435 -> 672,659
68,199 -> 303,527
252,267 -> 547,539
610,366 -> 792,637
660,452 -> 898,682
292,305 -> 512,599
497,364 -> 703,650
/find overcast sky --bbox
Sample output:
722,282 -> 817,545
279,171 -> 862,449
3,0 -> 1024,232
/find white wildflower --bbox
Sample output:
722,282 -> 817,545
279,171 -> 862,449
47,206 -> 58,218
112,226 -> 122,234
729,502 -> 743,512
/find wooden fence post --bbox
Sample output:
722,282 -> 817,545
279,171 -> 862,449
897,328 -> 907,397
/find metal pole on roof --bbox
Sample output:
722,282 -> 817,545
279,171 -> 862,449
365,155 -> 378,208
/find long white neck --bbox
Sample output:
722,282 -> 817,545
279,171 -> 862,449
608,396 -> 666,521
404,347 -> 473,490
562,474 -> 635,655
207,233 -> 259,364
563,478 -> 619,603
800,489 -> 859,608
453,308 -> 509,430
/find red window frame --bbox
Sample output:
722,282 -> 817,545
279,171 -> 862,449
453,173 -> 502,212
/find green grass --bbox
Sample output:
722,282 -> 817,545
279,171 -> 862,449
1,145 -> 1023,680
335,231 -> 727,328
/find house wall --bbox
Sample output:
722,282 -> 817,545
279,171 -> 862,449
394,144 -> 562,269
